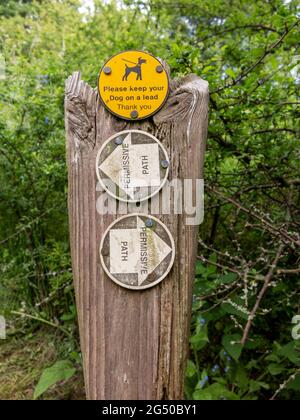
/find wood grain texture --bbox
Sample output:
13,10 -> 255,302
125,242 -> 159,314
65,70 -> 209,400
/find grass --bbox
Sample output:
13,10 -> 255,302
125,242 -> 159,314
0,326 -> 85,400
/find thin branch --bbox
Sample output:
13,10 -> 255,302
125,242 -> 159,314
212,20 -> 300,94
197,254 -> 242,276
270,368 -> 300,400
207,186 -> 300,248
0,205 -> 58,245
277,267 -> 300,274
252,128 -> 298,135
241,244 -> 284,346
198,24 -> 279,42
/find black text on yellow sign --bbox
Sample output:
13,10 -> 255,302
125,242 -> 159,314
98,50 -> 169,120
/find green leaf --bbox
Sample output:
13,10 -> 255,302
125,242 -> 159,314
60,312 -> 75,321
33,360 -> 76,400
193,383 -> 240,400
222,334 -> 243,361
195,260 -> 206,276
267,363 -> 285,376
186,359 -> 197,378
249,380 -> 270,393
220,156 -> 241,174
278,342 -> 300,365
202,65 -> 214,74
225,68 -> 236,78
221,297 -> 249,321
217,273 -> 238,284
265,353 -> 281,363
190,327 -> 209,351
287,373 -> 300,391
234,365 -> 249,390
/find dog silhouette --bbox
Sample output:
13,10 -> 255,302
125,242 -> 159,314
122,57 -> 147,81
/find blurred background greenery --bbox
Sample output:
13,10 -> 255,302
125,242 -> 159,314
0,0 -> 299,400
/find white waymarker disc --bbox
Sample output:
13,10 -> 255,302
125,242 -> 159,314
100,214 -> 175,290
96,130 -> 169,203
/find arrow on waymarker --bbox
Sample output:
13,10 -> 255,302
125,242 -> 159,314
109,216 -> 172,285
99,133 -> 161,200
99,133 -> 135,199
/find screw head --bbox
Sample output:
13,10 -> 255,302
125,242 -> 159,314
156,65 -> 163,73
114,137 -> 123,146
131,110 -> 139,119
103,66 -> 111,75
161,159 -> 169,169
145,218 -> 154,228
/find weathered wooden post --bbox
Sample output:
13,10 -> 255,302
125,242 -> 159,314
65,50 -> 209,400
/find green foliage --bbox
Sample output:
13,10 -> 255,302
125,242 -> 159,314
186,263 -> 300,400
193,383 -> 240,401
0,0 -> 299,400
33,360 -> 76,399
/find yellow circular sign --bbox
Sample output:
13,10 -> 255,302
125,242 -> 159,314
98,50 -> 169,120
